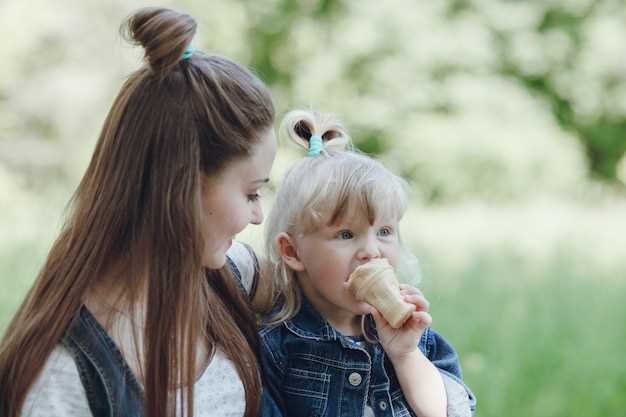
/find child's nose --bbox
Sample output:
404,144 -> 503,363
357,236 -> 381,261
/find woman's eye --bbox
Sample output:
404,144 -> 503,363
377,227 -> 392,237
337,230 -> 354,240
247,193 -> 261,202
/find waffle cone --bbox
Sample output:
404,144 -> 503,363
347,258 -> 413,328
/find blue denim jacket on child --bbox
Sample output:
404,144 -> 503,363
259,296 -> 476,417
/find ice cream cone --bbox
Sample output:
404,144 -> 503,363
347,258 -> 413,328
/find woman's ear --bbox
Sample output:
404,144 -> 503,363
276,232 -> 305,272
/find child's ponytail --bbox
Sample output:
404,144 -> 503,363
279,110 -> 352,154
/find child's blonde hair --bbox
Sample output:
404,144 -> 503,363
259,110 -> 410,324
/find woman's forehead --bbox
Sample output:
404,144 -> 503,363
245,129 -> 277,178
215,129 -> 277,185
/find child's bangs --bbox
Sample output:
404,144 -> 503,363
297,155 -> 407,232
329,171 -> 407,227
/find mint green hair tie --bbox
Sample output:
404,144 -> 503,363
181,45 -> 194,60
307,135 -> 323,156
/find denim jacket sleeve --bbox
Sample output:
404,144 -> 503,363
259,327 -> 287,417
422,328 -> 477,416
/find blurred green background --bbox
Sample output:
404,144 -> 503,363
1,1 -> 625,416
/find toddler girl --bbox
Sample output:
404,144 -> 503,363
258,110 -> 476,417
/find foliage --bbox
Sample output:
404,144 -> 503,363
2,0 -> 625,200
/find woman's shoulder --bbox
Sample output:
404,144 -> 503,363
226,241 -> 259,295
21,345 -> 91,417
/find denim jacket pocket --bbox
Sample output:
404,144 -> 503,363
284,368 -> 331,417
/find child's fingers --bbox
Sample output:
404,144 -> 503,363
371,309 -> 384,323
402,293 -> 430,312
361,302 -> 375,315
370,309 -> 390,329
399,284 -> 422,296
409,311 -> 432,330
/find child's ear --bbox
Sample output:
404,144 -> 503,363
276,232 -> 305,272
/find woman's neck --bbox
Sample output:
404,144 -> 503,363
83,267 -> 211,383
83,264 -> 148,330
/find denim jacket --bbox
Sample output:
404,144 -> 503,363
259,297 -> 476,417
60,305 -> 144,417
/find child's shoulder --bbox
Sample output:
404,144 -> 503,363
258,298 -> 303,339
258,318 -> 293,346
259,321 -> 284,336
258,306 -> 311,348
258,321 -> 292,364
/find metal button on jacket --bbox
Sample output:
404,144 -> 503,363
378,400 -> 388,410
348,372 -> 362,386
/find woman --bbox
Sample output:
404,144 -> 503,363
0,7 -> 276,417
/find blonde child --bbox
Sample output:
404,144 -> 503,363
258,110 -> 476,417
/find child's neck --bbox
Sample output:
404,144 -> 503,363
297,273 -> 363,336
307,297 -> 363,336
326,314 -> 364,337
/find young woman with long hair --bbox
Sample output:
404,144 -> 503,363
0,7 -> 277,417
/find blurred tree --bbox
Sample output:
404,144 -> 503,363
493,1 -> 626,184
1,0 -> 624,202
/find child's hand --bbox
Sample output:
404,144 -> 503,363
371,284 -> 431,362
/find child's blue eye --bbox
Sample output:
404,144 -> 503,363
377,227 -> 392,237
337,230 -> 354,240
247,193 -> 261,202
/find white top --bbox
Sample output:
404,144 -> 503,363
21,241 -> 257,417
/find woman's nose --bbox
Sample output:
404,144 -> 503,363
250,203 -> 263,225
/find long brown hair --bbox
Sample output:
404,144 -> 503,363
0,7 -> 274,417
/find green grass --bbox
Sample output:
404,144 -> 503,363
1,240 -> 624,417
418,249 -> 626,417
0,241 -> 52,330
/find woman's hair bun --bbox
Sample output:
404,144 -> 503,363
121,7 -> 197,75
279,109 -> 351,153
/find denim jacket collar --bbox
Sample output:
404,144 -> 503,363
283,296 -> 442,357
283,297 -> 379,352
284,297 -> 340,341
